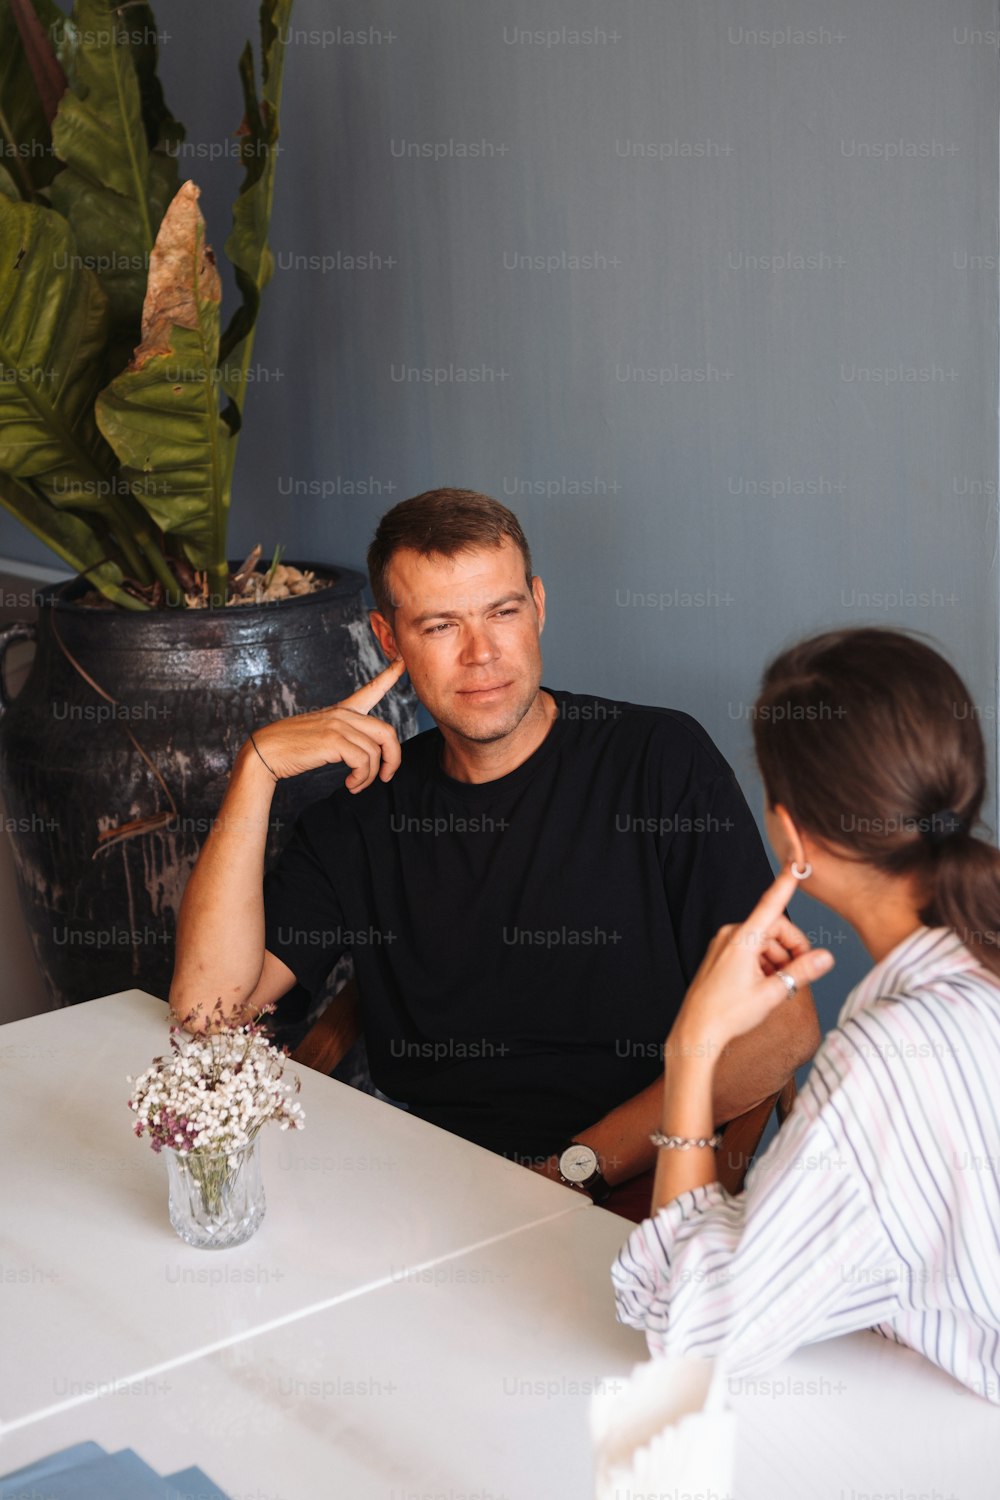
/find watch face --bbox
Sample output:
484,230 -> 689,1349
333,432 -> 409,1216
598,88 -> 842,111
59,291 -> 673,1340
559,1144 -> 598,1183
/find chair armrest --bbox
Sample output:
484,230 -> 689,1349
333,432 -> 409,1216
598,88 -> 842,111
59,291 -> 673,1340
776,1074 -> 798,1124
289,978 -> 362,1075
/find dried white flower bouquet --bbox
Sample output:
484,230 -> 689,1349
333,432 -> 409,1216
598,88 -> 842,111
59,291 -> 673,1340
127,1002 -> 304,1244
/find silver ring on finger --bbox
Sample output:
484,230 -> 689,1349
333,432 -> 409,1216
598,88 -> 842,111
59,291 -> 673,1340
776,971 -> 798,999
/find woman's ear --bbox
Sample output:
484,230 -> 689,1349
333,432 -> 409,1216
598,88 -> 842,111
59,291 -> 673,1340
772,803 -> 807,869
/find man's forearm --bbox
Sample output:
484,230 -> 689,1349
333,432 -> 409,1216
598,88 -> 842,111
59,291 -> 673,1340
707,984 -> 819,1123
169,660 -> 405,1031
569,987 -> 820,1185
169,744 -> 278,1028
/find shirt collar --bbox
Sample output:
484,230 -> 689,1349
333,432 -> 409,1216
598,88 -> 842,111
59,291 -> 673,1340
837,925 -> 987,1025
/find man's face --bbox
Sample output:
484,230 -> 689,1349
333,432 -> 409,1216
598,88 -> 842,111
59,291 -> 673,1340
371,540 -> 546,743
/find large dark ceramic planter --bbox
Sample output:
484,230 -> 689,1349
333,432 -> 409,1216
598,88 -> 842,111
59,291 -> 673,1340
0,564 -> 418,1007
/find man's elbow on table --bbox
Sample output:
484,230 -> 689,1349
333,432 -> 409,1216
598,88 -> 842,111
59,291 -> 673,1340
167,956 -> 259,1035
168,983 -> 236,1036
169,949 -> 299,1036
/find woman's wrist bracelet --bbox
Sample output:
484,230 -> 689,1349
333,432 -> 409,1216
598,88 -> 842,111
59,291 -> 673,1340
649,1130 -> 721,1151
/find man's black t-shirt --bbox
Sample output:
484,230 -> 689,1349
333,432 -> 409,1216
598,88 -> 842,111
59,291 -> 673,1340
263,688 -> 773,1161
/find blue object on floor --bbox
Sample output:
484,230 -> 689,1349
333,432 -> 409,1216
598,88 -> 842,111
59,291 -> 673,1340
164,1467 -> 232,1499
0,1447 -> 231,1500
1,1449 -> 167,1500
0,1443 -> 107,1488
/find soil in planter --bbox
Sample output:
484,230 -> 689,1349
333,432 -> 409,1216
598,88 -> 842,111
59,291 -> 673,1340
77,562 -> 335,611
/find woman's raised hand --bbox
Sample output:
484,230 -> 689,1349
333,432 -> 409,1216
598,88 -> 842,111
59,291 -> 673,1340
666,867 -> 835,1066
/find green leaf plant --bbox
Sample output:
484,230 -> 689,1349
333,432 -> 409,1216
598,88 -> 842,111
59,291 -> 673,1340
0,0 -> 294,608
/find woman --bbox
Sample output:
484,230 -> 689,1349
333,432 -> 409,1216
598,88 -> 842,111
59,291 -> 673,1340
612,627 -> 1000,1403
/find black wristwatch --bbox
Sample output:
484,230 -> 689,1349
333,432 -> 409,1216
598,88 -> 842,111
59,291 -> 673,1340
557,1141 -> 611,1204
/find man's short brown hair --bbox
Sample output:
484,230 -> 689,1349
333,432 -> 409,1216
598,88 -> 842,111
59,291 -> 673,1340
367,488 -> 534,618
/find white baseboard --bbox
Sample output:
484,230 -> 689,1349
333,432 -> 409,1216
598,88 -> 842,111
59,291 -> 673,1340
0,556 -> 74,583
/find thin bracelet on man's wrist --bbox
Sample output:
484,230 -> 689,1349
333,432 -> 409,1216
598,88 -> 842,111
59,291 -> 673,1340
248,730 -> 279,783
649,1130 -> 722,1151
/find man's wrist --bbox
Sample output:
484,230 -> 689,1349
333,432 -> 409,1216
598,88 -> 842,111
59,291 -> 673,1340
234,739 -> 282,793
554,1140 -> 614,1202
532,1153 -> 594,1195
237,735 -> 272,771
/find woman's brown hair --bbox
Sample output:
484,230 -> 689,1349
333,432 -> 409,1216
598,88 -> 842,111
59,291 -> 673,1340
752,627 -> 1000,980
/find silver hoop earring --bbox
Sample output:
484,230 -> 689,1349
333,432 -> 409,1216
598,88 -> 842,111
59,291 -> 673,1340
791,861 -> 812,881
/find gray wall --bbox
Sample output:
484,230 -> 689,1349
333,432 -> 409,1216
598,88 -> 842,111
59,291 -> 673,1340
2,0 -> 998,1026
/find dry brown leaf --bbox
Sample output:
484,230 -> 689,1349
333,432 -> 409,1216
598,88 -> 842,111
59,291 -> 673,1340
134,180 -> 222,368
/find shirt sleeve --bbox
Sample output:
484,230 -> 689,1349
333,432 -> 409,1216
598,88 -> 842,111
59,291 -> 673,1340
658,765 -> 775,985
611,1038 -> 904,1376
263,803 -> 349,999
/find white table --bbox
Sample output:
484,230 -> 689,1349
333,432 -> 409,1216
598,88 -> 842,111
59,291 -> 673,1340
2,992 -> 998,1499
0,991 -> 589,1427
3,1207 -> 997,1498
0,1210 -> 646,1496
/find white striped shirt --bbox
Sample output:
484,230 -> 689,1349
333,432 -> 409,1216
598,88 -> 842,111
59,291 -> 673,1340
612,926 -> 1000,1403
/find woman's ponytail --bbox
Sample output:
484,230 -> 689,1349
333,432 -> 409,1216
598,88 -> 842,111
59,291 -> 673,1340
922,835 -> 1000,981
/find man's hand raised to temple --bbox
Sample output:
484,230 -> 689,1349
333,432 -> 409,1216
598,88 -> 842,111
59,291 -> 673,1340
251,657 -> 407,791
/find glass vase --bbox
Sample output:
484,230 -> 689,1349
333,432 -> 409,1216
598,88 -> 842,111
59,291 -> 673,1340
164,1138 -> 266,1249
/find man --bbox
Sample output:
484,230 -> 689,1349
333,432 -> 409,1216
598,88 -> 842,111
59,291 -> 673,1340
170,489 -> 819,1211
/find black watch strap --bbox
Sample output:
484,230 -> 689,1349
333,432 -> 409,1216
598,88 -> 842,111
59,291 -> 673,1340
583,1166 -> 611,1205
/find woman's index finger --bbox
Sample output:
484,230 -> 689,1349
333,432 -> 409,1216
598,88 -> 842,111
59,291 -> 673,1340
741,866 -> 801,939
